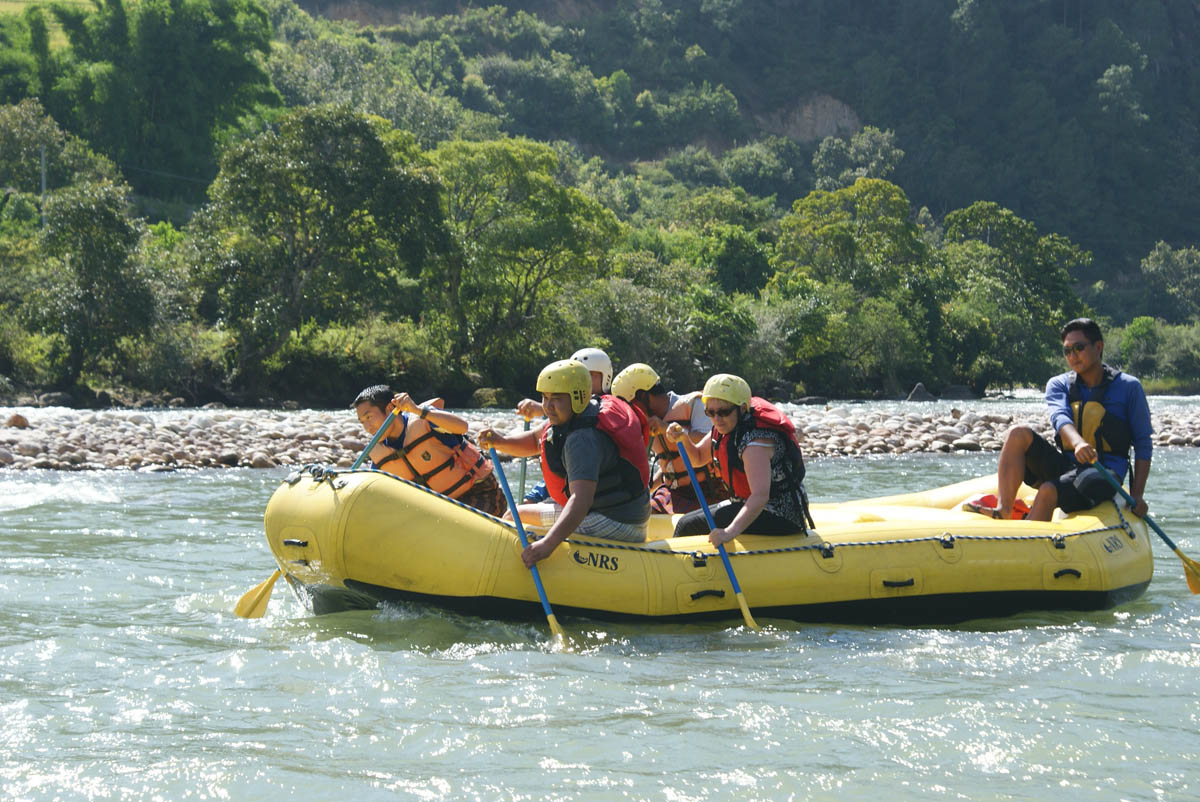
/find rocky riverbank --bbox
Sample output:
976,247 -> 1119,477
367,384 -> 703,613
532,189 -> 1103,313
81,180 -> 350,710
3,403 -> 1199,472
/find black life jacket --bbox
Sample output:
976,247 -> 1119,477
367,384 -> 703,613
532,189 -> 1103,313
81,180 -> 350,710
1055,364 -> 1134,463
713,397 -> 814,531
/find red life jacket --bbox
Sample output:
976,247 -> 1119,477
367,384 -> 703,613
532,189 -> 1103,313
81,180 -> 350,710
629,397 -> 651,448
540,395 -> 650,506
712,397 -> 805,500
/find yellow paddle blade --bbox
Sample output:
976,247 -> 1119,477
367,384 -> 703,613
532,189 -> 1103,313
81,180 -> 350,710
234,569 -> 282,618
1176,550 -> 1200,595
735,591 -> 761,631
545,613 -> 571,651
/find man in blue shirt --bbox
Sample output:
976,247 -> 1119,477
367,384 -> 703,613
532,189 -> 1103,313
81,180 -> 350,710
992,318 -> 1153,521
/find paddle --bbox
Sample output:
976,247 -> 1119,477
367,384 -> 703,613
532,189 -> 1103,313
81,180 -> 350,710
1092,461 -> 1200,594
676,445 -> 761,631
234,407 -> 401,618
519,418 -> 531,498
489,446 -> 568,643
233,569 -> 282,618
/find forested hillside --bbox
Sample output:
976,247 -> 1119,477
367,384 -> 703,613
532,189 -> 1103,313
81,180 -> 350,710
2,0 -> 1198,407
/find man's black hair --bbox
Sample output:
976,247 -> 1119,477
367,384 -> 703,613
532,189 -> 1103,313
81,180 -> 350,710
352,384 -> 393,411
1060,318 -> 1103,344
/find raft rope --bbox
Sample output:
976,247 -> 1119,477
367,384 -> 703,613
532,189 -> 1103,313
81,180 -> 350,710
285,464 -> 1137,560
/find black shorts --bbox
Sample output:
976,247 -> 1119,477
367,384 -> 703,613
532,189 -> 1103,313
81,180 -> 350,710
673,499 -> 803,538
1023,433 -> 1114,514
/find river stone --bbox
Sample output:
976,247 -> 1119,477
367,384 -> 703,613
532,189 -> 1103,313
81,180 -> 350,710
906,382 -> 938,402
250,452 -> 275,468
216,452 -> 239,466
1168,434 -> 1188,445
16,441 -> 41,456
5,413 -> 29,429
39,391 -> 73,407
952,438 -> 982,451
0,448 -> 13,465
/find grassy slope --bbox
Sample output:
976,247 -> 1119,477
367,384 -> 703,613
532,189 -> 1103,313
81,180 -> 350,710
1,0 -> 93,47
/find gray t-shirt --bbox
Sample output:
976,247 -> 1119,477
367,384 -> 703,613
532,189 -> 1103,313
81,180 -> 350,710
667,390 -> 713,434
562,427 -> 651,525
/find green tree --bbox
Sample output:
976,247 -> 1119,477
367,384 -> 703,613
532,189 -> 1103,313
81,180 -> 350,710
942,202 -> 1090,388
46,0 -> 278,196
944,200 -> 1087,321
268,34 -> 470,149
699,223 -> 770,294
771,179 -> 953,395
720,136 -> 812,206
192,105 -> 445,389
37,180 -> 152,386
772,178 -> 929,299
664,144 -> 726,187
0,98 -> 118,195
1119,315 -> 1160,377
812,126 -> 904,191
427,137 -> 620,386
0,13 -> 37,103
1139,241 -> 1200,322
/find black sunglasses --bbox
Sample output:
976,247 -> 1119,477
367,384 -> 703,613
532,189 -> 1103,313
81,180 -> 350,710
1062,342 -> 1090,356
704,405 -> 738,418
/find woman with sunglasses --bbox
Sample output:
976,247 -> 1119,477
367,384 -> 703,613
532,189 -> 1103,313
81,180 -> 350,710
665,373 -> 815,544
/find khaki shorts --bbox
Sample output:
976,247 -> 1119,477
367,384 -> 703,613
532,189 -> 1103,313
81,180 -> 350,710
526,502 -> 647,542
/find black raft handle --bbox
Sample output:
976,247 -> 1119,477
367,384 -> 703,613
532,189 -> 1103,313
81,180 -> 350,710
283,539 -> 308,548
1054,568 -> 1082,579
882,578 -> 915,588
690,589 -> 727,600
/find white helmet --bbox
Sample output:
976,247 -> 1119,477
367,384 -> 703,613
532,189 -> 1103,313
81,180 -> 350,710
570,347 -> 612,392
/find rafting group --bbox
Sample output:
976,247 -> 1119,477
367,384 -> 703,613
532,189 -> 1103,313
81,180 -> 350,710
346,318 -> 1156,570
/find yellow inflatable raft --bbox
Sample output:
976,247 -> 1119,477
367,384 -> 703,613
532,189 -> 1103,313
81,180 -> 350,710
263,465 -> 1153,624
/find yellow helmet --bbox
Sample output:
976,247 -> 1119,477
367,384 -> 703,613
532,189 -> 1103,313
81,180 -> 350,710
536,359 -> 591,414
701,373 -> 751,408
611,363 -> 661,402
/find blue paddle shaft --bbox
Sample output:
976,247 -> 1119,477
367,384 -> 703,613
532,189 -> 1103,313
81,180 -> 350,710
1092,461 -> 1178,550
490,447 -> 557,619
676,443 -> 745,597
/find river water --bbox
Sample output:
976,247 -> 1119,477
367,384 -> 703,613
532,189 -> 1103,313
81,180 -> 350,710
2,414 -> 1199,800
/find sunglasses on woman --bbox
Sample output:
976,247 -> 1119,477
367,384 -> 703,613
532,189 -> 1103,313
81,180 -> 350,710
704,405 -> 738,418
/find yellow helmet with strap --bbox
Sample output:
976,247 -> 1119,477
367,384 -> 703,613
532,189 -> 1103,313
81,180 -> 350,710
537,359 -> 591,414
611,363 -> 661,402
702,373 -> 751,408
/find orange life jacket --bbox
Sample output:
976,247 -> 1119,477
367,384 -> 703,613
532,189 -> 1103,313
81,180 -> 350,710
650,391 -> 717,489
540,395 -> 650,507
713,397 -> 805,500
378,415 -> 493,499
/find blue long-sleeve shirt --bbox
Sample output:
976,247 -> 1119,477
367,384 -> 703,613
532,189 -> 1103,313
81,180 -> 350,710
1045,367 -> 1153,481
